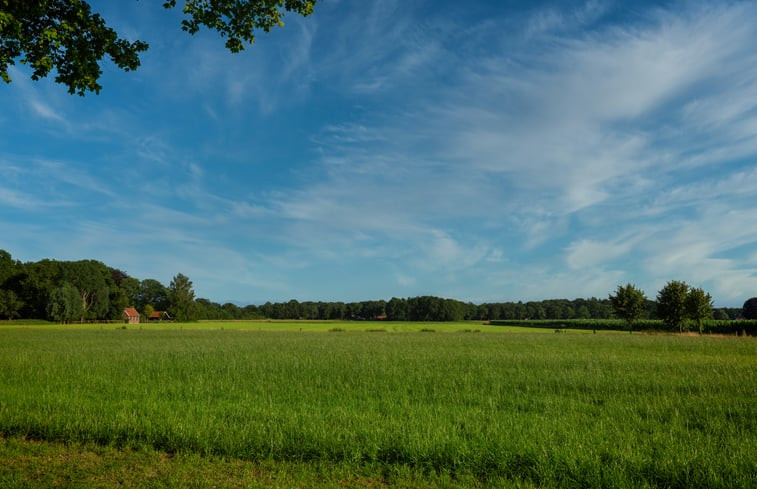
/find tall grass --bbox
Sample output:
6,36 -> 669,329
0,328 -> 754,488
489,318 -> 757,335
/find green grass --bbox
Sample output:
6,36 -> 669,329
0,327 -> 755,488
0,319 -> 615,334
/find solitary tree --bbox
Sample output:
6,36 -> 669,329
742,297 -> 757,320
686,287 -> 713,334
656,281 -> 690,332
167,273 -> 197,322
1,0 -> 318,95
609,283 -> 647,332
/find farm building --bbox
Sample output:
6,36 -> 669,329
123,307 -> 140,324
148,310 -> 172,321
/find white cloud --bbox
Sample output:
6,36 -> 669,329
565,239 -> 633,270
4,1 -> 757,306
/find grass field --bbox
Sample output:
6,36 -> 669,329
0,319 -> 585,333
0,323 -> 755,488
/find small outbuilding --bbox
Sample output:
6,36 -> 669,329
148,310 -> 172,321
123,307 -> 140,324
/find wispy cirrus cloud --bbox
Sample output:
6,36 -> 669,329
258,1 -> 757,302
3,1 -> 756,305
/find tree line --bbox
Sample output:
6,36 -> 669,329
0,250 -> 750,323
0,250 -> 197,322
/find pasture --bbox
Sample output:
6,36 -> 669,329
0,323 -> 755,488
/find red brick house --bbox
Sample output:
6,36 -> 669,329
123,307 -> 140,324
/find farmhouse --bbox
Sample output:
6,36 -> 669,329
123,307 -> 140,324
148,310 -> 172,321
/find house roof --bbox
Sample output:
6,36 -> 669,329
149,310 -> 167,318
123,307 -> 140,317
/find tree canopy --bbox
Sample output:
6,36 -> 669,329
686,287 -> 713,333
743,297 -> 757,320
0,249 -> 749,328
656,280 -> 690,332
0,0 -> 318,94
168,273 -> 198,322
609,283 -> 647,332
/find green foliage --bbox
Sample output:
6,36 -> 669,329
59,260 -> 115,319
163,0 -> 317,53
1,0 -> 318,94
608,283 -> 646,331
0,330 -> 754,487
686,287 -> 713,333
0,288 -> 22,319
167,273 -> 197,322
0,249 -> 20,285
656,280 -> 690,332
46,282 -> 84,322
136,279 -> 169,311
117,276 -> 140,309
142,304 -> 155,322
19,258 -> 62,318
489,318 -> 757,335
0,0 -> 148,94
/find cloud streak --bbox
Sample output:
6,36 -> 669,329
1,1 -> 756,305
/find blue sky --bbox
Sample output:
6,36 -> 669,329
1,0 -> 756,306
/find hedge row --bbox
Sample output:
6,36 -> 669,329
488,319 -> 757,335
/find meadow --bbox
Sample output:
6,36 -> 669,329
0,322 -> 755,488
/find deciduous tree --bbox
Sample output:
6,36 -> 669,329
609,283 -> 647,332
46,282 -> 84,323
0,288 -> 23,320
742,297 -> 757,320
142,304 -> 155,322
135,279 -> 169,311
1,0 -> 318,94
686,287 -> 713,334
656,281 -> 690,332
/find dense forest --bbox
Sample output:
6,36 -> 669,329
0,250 -> 745,322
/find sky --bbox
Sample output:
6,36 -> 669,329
1,0 -> 756,307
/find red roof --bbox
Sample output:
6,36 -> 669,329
123,307 -> 140,317
149,310 -> 167,318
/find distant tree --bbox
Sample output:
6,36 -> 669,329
742,297 -> 757,320
713,308 -> 730,320
59,260 -> 114,319
386,297 -> 408,321
118,276 -> 140,306
109,268 -> 130,286
47,283 -> 84,322
167,273 -> 197,322
222,302 -> 242,319
1,0 -> 318,94
0,249 -> 20,285
609,283 -> 647,332
0,288 -> 23,320
136,279 -> 169,311
329,302 -> 346,320
686,287 -> 713,333
527,303 -> 547,320
575,304 -> 591,319
242,304 -> 261,319
21,259 -> 62,318
142,304 -> 155,321
657,281 -> 690,332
